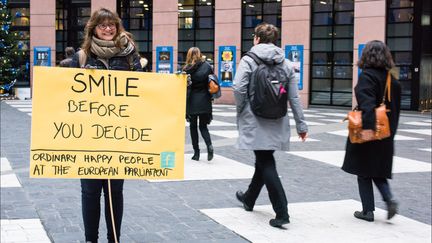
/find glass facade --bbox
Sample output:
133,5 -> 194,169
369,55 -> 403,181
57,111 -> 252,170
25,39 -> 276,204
118,0 -> 153,70
178,0 -> 215,68
241,0 -> 281,54
8,0 -> 30,87
310,0 -> 354,106
386,0 -> 415,109
56,0 -> 90,64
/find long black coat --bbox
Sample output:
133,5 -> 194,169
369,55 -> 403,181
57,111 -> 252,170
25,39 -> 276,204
342,68 -> 401,179
185,61 -> 213,115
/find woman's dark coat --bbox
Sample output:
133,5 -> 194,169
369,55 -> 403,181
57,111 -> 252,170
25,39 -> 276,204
342,68 -> 401,179
69,50 -> 142,71
184,61 -> 213,115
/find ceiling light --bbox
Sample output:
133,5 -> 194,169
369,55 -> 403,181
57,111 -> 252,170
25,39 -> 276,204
178,3 -> 182,6
207,2 -> 211,5
320,1 -> 327,4
143,4 -> 148,7
139,1 -> 144,4
248,4 -> 254,8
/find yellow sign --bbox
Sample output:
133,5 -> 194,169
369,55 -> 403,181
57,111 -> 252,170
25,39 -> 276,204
30,66 -> 186,179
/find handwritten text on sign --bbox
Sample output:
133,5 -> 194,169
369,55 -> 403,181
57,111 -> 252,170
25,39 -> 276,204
30,67 -> 186,179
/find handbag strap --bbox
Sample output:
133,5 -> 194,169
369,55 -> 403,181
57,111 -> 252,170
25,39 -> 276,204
381,72 -> 391,104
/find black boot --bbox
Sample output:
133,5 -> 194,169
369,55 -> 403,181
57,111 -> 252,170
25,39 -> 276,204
354,210 -> 374,222
386,199 -> 398,220
191,149 -> 200,161
207,145 -> 214,161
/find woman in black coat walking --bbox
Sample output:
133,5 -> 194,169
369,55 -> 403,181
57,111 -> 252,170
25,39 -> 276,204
342,40 -> 401,222
183,47 -> 214,161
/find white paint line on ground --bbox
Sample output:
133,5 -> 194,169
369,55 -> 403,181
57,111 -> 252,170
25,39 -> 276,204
148,154 -> 254,182
209,130 -> 319,142
419,148 -> 432,152
213,104 -> 235,108
290,119 -> 325,126
403,121 -> 432,127
3,100 -> 32,104
286,150 -> 431,173
17,108 -> 32,112
212,112 -> 237,117
302,113 -> 324,118
319,112 -> 348,118
201,199 -> 431,243
6,104 -> 32,108
398,129 -> 431,136
320,118 -> 345,123
0,158 -> 21,188
1,219 -> 51,243
327,130 -> 423,141
185,120 -> 236,127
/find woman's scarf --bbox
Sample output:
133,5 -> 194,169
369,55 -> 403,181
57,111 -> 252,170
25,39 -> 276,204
90,32 -> 134,60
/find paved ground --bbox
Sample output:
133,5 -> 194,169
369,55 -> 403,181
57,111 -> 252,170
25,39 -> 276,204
1,100 -> 431,243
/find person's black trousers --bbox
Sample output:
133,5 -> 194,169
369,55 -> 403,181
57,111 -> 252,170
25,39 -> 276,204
81,179 -> 124,243
357,176 -> 392,212
243,150 -> 288,219
189,114 -> 212,150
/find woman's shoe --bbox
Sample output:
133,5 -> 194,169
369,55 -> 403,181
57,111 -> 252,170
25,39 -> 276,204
354,210 -> 374,222
207,145 -> 214,161
386,199 -> 398,220
269,217 -> 290,227
191,149 -> 200,161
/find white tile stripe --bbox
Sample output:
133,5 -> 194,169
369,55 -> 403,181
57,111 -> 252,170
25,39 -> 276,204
286,151 -> 431,173
327,130 -> 423,141
201,200 -> 431,243
148,154 -> 254,182
419,148 -> 432,152
398,129 -> 432,136
209,130 -> 319,142
403,121 -> 432,126
1,219 -> 51,243
6,104 -> 32,108
1,158 -> 22,188
17,108 -> 32,112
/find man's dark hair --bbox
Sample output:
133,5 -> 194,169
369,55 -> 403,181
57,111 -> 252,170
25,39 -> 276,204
65,47 -> 75,58
254,22 -> 279,45
358,40 -> 395,70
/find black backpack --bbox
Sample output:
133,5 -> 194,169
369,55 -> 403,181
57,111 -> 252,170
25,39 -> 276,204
245,52 -> 288,119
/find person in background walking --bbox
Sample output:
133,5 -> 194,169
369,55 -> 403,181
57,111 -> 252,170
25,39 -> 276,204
59,47 -> 75,67
233,23 -> 308,228
183,47 -> 214,161
342,40 -> 401,222
70,8 -> 143,243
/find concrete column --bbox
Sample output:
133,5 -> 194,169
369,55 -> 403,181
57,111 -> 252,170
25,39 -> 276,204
153,0 -> 178,72
30,0 -> 55,89
91,0 -> 116,13
282,0 -> 310,108
214,0 -> 241,104
353,0 -> 386,106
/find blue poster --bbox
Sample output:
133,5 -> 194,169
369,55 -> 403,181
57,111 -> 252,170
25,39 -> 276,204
33,47 -> 51,67
218,46 -> 236,87
156,46 -> 173,73
285,45 -> 303,90
358,44 -> 365,76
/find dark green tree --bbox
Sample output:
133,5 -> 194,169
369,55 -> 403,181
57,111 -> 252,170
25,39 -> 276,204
1,0 -> 26,93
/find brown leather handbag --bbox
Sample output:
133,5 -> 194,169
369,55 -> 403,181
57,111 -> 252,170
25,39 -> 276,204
208,74 -> 220,95
347,72 -> 392,144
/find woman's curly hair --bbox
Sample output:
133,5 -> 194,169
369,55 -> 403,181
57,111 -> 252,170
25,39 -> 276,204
358,40 -> 395,70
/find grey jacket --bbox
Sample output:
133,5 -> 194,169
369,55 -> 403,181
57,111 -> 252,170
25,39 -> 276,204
233,43 -> 308,150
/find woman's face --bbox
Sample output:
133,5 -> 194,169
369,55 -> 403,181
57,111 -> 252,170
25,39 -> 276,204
95,20 -> 117,41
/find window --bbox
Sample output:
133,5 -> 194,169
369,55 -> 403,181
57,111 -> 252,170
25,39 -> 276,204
310,0 -> 354,106
7,0 -> 30,87
56,0 -> 90,64
178,0 -> 215,68
241,0 -> 281,54
118,0 -> 153,70
386,0 -> 414,109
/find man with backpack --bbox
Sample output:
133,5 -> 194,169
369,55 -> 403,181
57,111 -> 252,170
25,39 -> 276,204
233,23 -> 308,228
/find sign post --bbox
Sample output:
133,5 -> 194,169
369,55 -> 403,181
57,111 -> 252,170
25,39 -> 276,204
285,45 -> 304,90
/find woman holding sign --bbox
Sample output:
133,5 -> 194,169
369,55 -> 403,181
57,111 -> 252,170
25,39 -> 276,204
183,47 -> 215,161
70,8 -> 143,243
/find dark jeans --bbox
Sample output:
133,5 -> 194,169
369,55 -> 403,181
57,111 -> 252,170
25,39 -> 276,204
81,179 -> 124,243
357,176 -> 392,212
243,150 -> 288,219
189,114 -> 212,151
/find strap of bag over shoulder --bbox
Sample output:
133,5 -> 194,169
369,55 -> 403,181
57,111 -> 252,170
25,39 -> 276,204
244,52 -> 262,65
381,72 -> 392,104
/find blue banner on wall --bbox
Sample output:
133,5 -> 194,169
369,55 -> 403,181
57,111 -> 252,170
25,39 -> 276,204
358,44 -> 365,77
285,45 -> 303,90
156,46 -> 173,73
218,46 -> 236,87
33,47 -> 51,67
